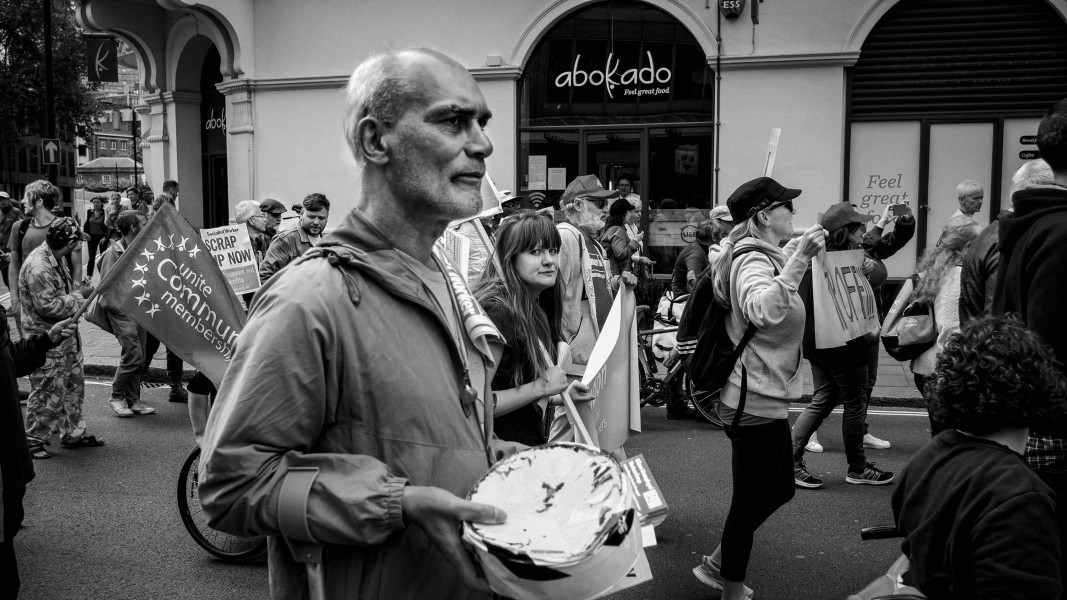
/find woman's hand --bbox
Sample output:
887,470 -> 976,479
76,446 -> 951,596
566,381 -> 595,403
795,224 -> 827,260
537,365 -> 571,397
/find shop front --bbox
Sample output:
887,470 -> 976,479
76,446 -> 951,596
518,0 -> 716,275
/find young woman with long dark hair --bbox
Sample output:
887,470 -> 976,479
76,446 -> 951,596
473,210 -> 592,446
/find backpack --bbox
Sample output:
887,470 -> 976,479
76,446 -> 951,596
677,246 -> 779,428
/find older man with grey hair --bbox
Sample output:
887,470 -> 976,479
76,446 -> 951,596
959,159 -> 1053,324
200,49 -> 512,600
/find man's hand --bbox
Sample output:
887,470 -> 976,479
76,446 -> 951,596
401,486 -> 506,594
663,347 -> 681,369
47,318 -> 76,343
78,284 -> 95,298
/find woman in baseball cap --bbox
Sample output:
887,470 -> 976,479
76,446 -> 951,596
791,202 -> 895,491
692,177 -> 827,600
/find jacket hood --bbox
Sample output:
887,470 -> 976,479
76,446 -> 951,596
312,210 -> 440,304
1000,185 -> 1067,251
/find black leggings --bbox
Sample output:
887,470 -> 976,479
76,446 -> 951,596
86,234 -> 105,278
720,418 -> 796,582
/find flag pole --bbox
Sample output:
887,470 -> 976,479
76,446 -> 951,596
68,289 -> 100,323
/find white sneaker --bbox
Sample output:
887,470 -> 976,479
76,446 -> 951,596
863,432 -> 891,449
109,399 -> 133,418
805,432 -> 824,453
128,401 -> 156,415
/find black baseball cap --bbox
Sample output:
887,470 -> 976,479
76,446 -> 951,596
820,202 -> 876,233
727,177 -> 802,222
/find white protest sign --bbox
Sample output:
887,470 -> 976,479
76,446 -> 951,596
200,225 -> 260,295
812,249 -> 879,349
440,228 -> 472,281
763,128 -> 781,177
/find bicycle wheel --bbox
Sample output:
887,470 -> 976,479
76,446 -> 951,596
685,376 -> 724,428
177,446 -> 268,563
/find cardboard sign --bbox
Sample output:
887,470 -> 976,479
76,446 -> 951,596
577,288 -> 640,453
201,225 -> 260,295
621,454 -> 668,527
812,249 -> 879,349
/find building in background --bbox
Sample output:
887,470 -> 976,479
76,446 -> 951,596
73,0 -> 1067,281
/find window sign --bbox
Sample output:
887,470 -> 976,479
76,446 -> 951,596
1000,118 -> 1041,209
849,121 -> 920,277
548,168 -> 567,190
529,155 -> 548,190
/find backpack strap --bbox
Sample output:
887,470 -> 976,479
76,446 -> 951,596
727,245 -> 781,429
15,218 -> 31,264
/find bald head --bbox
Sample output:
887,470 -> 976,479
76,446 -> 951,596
343,48 -> 473,163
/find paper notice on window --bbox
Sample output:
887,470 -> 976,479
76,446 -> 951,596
548,168 -> 567,190
529,155 -> 547,190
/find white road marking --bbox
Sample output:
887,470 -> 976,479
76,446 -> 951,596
788,405 -> 928,417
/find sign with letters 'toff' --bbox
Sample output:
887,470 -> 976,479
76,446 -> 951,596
812,250 -> 879,349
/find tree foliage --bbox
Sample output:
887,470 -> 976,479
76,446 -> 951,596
0,0 -> 103,145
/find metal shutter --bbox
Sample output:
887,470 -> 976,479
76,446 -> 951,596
851,0 -> 1067,119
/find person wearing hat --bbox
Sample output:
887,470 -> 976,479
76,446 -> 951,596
549,175 -> 636,444
258,197 -> 287,238
803,200 -> 915,456
19,217 -> 102,459
791,201 -> 896,490
691,176 -> 826,600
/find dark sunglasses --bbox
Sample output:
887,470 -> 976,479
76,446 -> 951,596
764,200 -> 794,214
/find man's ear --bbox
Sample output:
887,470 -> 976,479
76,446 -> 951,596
358,117 -> 391,166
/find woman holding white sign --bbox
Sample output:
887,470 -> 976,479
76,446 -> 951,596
473,210 -> 593,446
692,177 -> 825,600
792,202 -> 892,490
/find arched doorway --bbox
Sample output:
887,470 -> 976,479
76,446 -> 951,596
846,0 -> 1067,276
518,0 -> 716,274
200,46 -> 228,228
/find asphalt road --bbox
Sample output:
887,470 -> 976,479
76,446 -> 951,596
15,381 -> 934,600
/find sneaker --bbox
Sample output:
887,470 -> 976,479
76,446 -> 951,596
128,401 -> 156,415
169,385 -> 189,404
794,463 -> 825,489
846,462 -> 895,485
692,556 -> 755,597
863,432 -> 891,449
109,399 -> 134,418
805,432 -> 824,453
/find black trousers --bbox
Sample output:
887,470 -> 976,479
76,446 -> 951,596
720,418 -> 796,582
1,484 -> 26,600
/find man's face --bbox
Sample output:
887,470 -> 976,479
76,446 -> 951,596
959,191 -> 983,216
263,211 -> 281,231
617,179 -> 633,196
0,198 -> 10,214
383,54 -> 493,223
130,215 -> 147,237
576,196 -> 607,233
246,212 -> 267,233
300,207 -> 329,236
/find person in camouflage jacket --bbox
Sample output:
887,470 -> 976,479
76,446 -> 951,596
18,218 -> 101,458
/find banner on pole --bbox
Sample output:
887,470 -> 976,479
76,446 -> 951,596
812,249 -> 879,349
201,225 -> 260,295
577,287 -> 640,453
94,203 -> 247,386
438,228 -> 472,281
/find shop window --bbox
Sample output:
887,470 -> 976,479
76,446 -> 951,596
100,139 -> 106,149
121,141 -> 127,150
102,174 -> 112,184
519,130 -> 579,209
110,141 -> 117,150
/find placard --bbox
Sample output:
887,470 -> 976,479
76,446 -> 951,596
201,225 -> 260,295
621,454 -> 668,527
812,249 -> 879,349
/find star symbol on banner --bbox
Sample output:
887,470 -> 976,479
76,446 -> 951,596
140,248 -> 155,261
134,262 -> 148,275
146,304 -> 160,318
177,236 -> 189,251
135,292 -> 151,306
153,237 -> 166,252
187,245 -> 201,259
131,277 -> 146,289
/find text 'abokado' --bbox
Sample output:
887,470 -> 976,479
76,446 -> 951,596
555,51 -> 671,99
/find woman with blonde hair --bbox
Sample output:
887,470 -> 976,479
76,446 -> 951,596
692,177 -> 826,600
910,222 -> 979,403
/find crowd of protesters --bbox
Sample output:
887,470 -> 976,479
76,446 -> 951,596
5,47 -> 1067,600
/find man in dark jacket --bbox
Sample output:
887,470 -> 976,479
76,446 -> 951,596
1,309 -> 75,599
258,193 -> 330,284
959,159 -> 1053,325
994,97 -> 1067,528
